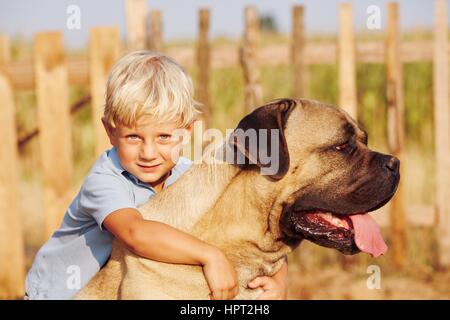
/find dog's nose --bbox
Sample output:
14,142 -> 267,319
385,156 -> 399,173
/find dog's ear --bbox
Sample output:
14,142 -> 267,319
228,99 -> 297,180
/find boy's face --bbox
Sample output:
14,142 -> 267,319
103,116 -> 191,191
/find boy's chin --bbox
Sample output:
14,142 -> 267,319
133,168 -> 172,186
135,171 -> 164,183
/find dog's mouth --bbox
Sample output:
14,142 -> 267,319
284,209 -> 388,257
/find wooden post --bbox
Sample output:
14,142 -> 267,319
197,8 -> 212,128
147,10 -> 163,52
34,32 -> 73,238
386,2 -> 406,269
338,3 -> 357,119
291,5 -> 307,98
125,0 -> 148,51
89,27 -> 121,157
433,0 -> 450,267
0,34 -> 25,299
240,6 -> 263,113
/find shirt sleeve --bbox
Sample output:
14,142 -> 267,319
78,173 -> 136,230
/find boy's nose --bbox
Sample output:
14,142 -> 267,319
140,142 -> 159,160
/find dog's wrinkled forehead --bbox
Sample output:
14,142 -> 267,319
284,99 -> 367,148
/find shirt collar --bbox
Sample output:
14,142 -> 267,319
108,147 -> 126,174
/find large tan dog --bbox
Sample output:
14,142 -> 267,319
75,98 -> 399,299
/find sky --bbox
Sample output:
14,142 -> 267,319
0,0 -> 441,48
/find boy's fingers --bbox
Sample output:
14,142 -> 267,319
248,276 -> 270,288
220,290 -> 227,300
211,285 -> 238,300
221,289 -> 228,300
230,285 -> 239,298
225,287 -> 236,300
224,290 -> 232,300
256,291 -> 279,300
247,278 -> 260,288
210,290 -> 222,300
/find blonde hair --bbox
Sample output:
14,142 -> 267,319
104,51 -> 201,129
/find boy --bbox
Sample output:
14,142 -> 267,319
25,51 -> 288,300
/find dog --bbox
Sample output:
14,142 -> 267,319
75,98 -> 399,299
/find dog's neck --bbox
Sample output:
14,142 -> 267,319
191,169 -> 291,269
138,161 -> 241,231
139,141 -> 237,226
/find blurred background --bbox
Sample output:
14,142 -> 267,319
1,0 -> 450,299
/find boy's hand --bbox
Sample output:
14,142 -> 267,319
202,247 -> 239,300
247,259 -> 288,300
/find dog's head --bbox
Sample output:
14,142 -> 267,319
228,98 -> 400,257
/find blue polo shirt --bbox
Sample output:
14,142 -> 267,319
25,147 -> 192,300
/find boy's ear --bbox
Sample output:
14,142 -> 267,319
101,117 -> 117,146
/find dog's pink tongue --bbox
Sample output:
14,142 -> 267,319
349,214 -> 388,258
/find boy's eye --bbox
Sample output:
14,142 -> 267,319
158,134 -> 172,141
126,135 -> 140,140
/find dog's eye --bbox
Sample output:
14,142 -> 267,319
335,141 -> 350,151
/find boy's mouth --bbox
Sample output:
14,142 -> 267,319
137,163 -> 162,171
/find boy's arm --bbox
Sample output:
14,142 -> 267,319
103,208 -> 239,300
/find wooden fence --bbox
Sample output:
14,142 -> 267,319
0,0 -> 449,298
